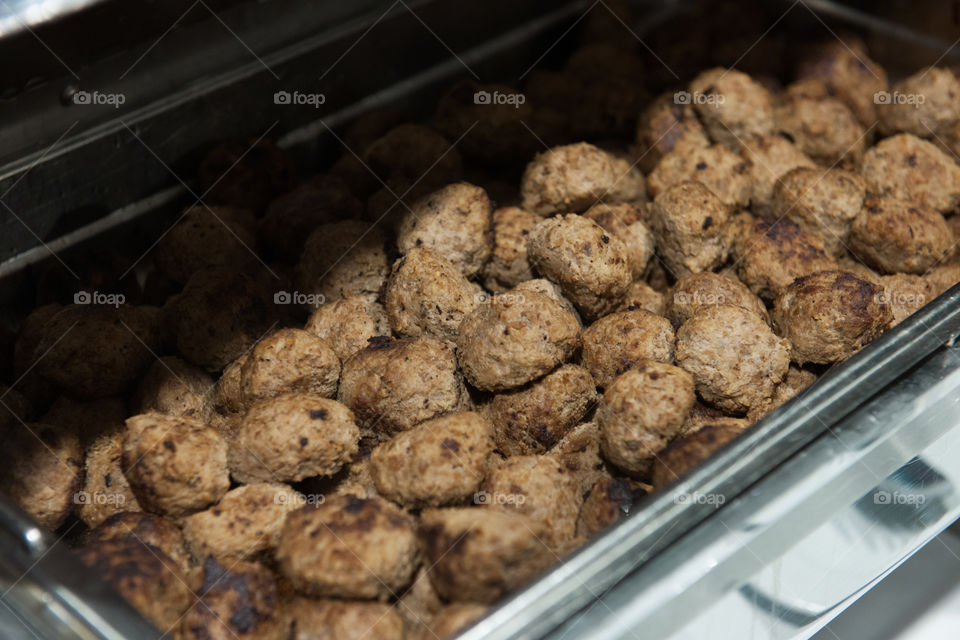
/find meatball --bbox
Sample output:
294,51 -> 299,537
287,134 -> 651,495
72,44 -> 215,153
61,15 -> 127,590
297,220 -> 390,302
86,511 -> 191,572
577,476 -> 643,538
666,271 -> 768,326
878,67 -> 960,138
650,420 -> 748,489
384,247 -> 482,345
486,364 -> 597,456
77,539 -> 192,631
861,134 -> 960,213
362,123 -> 463,189
370,411 -> 494,507
33,304 -> 158,398
395,182 -> 492,278
240,329 -> 340,405
276,496 -> 419,599
647,143 -> 752,209
305,295 -> 391,362
482,206 -> 539,292
511,278 -> 582,321
548,419 -> 606,495
197,139 -> 295,211
482,454 -> 583,551
771,167 -> 866,257
286,597 -> 405,640
79,430 -> 141,527
181,483 -> 302,561
877,274 -> 934,326
687,67 -> 775,148
229,394 -> 359,484
796,40 -> 888,127
171,267 -> 273,371
520,142 -> 646,216
739,134 -> 815,213
746,364 -> 819,423
181,558 -> 285,640
133,356 -> 215,421
597,362 -> 695,476
581,310 -> 675,388
619,280 -> 666,315
527,213 -> 632,319
772,271 -> 892,364
773,96 -> 865,166
339,337 -> 468,435
849,197 -> 953,274
153,205 -> 260,284
457,289 -> 581,391
0,423 -> 82,530
676,304 -> 791,414
419,507 -> 553,604
633,91 -> 711,173
216,352 -> 249,414
583,202 -> 655,279
736,217 -> 837,301
648,180 -> 731,277
122,412 -> 230,517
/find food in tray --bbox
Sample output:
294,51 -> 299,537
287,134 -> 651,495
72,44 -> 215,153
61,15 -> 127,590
3,24 -> 960,640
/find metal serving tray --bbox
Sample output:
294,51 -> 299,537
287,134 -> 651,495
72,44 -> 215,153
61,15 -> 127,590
1,1 -> 959,638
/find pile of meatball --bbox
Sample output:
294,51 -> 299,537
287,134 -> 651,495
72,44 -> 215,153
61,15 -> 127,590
3,23 -> 960,640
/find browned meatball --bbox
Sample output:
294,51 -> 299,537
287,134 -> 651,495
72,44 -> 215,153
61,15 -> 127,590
133,356 -> 214,421
181,558 -> 285,640
33,304 -> 158,398
87,511 -> 191,571
521,143 -> 646,216
122,412 -> 230,517
650,420 -> 749,489
774,96 -> 865,166
240,329 -> 340,405
487,364 -> 596,456
527,213 -> 632,319
597,361 -> 696,476
582,310 -> 675,388
739,134 -> 815,213
583,202 -> 655,279
229,394 -> 359,484
277,496 -> 419,599
548,420 -> 606,495
181,483 -> 302,561
619,280 -> 666,315
0,423 -> 82,530
419,507 -> 553,603
370,411 -> 494,507
878,274 -> 935,326
297,220 -> 390,302
577,476 -> 644,538
77,539 -> 192,631
339,337 -> 468,435
676,304 -> 791,414
395,182 -> 492,278
687,68 -> 775,148
216,352 -> 249,415
482,206 -> 539,292
771,167 -> 866,257
171,267 -> 273,371
746,364 -> 819,423
634,91 -> 711,173
649,180 -> 731,277
849,197 -> 953,274
197,139 -> 295,212
878,67 -> 960,138
384,247 -> 482,345
647,143 -> 752,209
154,205 -> 260,284
772,271 -> 892,364
667,271 -> 768,326
79,430 -> 141,527
861,134 -> 960,213
286,597 -> 406,640
362,123 -> 462,189
511,277 -> 582,321
457,290 -> 581,391
304,295 -> 391,362
736,217 -> 838,301
796,40 -> 888,127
